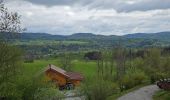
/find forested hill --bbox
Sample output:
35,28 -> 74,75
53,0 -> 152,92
1,31 -> 170,47
19,32 -> 118,40
19,31 -> 170,41
123,32 -> 170,40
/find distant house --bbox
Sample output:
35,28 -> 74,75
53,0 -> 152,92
44,64 -> 83,89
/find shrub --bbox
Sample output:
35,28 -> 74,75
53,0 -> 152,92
150,72 -> 169,83
81,76 -> 118,100
34,87 -> 64,100
121,71 -> 148,89
19,75 -> 64,100
84,51 -> 101,60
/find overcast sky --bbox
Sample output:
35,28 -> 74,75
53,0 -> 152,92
5,0 -> 170,35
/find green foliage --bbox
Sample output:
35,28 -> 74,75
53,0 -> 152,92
82,76 -> 118,100
20,48 -> 170,100
0,43 -> 22,99
150,72 -> 169,83
18,75 -> 64,100
59,53 -> 73,71
21,78 -> 44,100
153,90 -> 170,100
0,82 -> 21,100
143,48 -> 161,73
96,50 -> 115,80
133,57 -> 145,69
113,46 -> 126,80
121,70 -> 148,89
142,48 -> 163,83
34,87 -> 64,100
161,57 -> 170,75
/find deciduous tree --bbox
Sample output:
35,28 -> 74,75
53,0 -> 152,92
0,1 -> 23,99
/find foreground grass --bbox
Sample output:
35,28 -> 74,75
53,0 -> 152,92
153,90 -> 170,100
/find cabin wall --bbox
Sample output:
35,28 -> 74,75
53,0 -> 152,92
71,80 -> 81,86
46,70 -> 67,86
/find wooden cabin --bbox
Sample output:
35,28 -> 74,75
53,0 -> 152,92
44,64 -> 83,88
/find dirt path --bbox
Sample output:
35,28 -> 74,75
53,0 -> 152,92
64,96 -> 85,100
63,90 -> 85,100
117,85 -> 160,100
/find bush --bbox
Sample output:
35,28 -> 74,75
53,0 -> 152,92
84,51 -> 101,60
150,72 -> 169,83
121,71 -> 148,89
19,75 -> 64,100
0,43 -> 22,100
81,76 -> 118,100
34,87 -> 64,100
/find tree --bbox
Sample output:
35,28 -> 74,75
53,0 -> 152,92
60,52 -> 72,71
96,50 -> 115,80
0,1 -> 22,34
96,51 -> 104,77
0,1 -> 23,99
143,48 -> 162,83
162,57 -> 170,75
84,51 -> 101,60
82,76 -> 117,100
114,45 -> 126,80
113,46 -> 127,91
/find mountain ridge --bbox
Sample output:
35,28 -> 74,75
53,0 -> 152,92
1,31 -> 170,47
18,31 -> 170,40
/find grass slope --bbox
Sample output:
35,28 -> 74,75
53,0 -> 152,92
153,90 -> 170,100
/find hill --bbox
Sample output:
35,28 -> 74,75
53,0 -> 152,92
124,32 -> 170,40
1,31 -> 170,48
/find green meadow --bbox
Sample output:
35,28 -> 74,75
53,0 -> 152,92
23,59 -> 97,78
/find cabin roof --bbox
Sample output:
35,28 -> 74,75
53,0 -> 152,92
46,64 -> 69,77
65,72 -> 84,81
45,64 -> 83,81
48,64 -> 66,74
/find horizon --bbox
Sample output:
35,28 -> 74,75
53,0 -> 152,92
21,31 -> 170,36
5,0 -> 170,35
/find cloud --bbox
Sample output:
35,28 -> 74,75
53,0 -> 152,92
7,0 -> 170,12
4,0 -> 170,35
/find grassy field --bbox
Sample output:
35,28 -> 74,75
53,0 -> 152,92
153,90 -> 170,100
22,59 -> 97,78
72,60 -> 97,77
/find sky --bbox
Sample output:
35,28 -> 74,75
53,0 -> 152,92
4,0 -> 170,35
